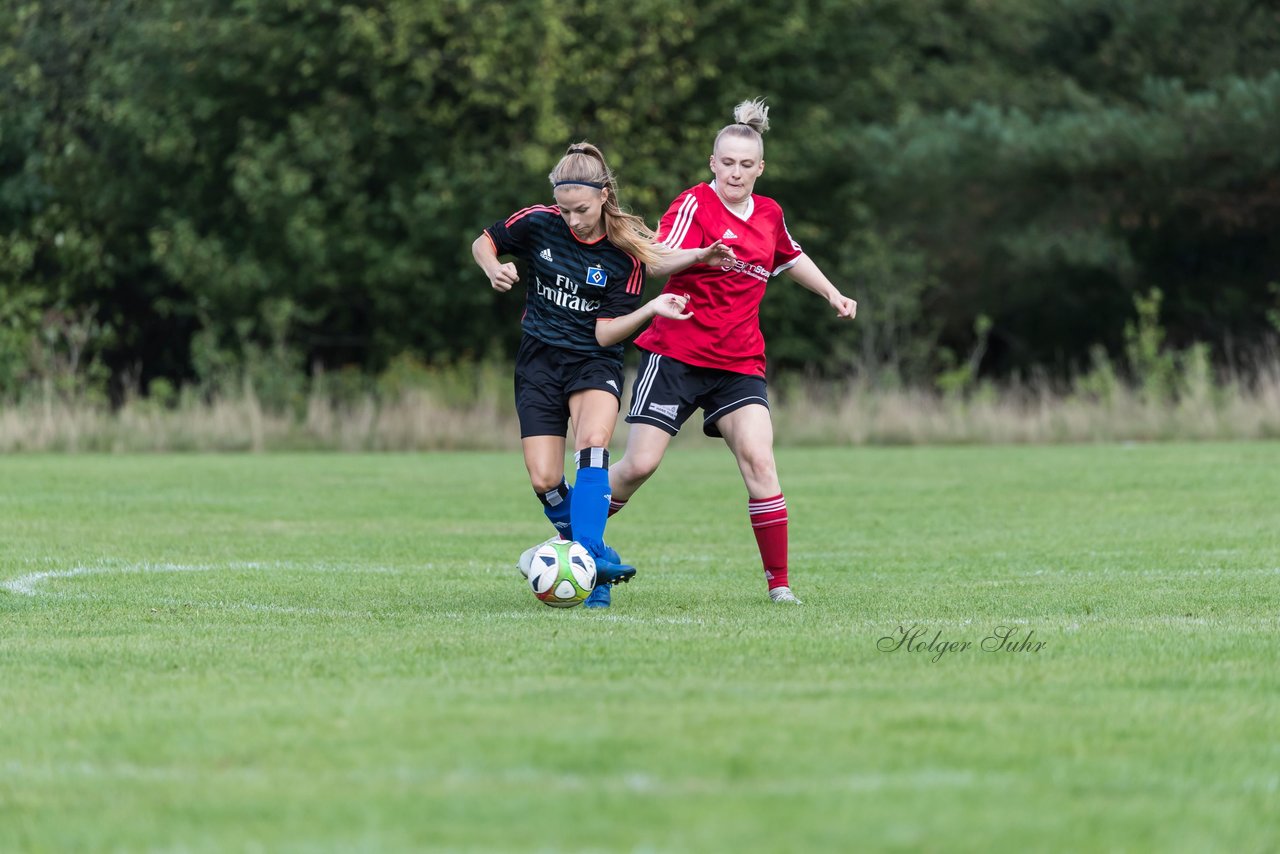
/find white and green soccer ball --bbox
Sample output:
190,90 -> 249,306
525,539 -> 597,608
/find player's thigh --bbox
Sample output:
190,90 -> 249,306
701,372 -> 769,439
715,404 -> 780,495
716,403 -> 776,456
567,388 -> 621,452
564,356 -> 624,450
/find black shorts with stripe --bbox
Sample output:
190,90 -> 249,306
514,335 -> 624,438
625,348 -> 768,438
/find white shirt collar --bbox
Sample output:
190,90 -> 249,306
708,181 -> 754,220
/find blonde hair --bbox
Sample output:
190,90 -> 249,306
713,97 -> 770,157
548,142 -> 660,266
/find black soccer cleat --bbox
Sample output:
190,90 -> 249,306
593,556 -> 636,586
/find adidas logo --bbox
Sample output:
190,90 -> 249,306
722,228 -> 738,239
606,379 -> 619,391
539,248 -> 553,262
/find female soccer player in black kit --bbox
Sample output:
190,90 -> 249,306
472,142 -> 728,607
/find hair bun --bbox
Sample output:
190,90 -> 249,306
732,98 -> 770,134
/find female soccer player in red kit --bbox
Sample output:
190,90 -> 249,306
609,98 -> 857,604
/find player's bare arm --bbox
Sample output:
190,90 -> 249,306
784,254 -> 857,318
595,293 -> 693,347
471,233 -> 520,292
646,239 -> 737,280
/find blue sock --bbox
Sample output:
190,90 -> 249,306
535,479 -> 573,540
571,448 -> 610,558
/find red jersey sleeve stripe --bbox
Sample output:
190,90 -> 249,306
504,204 -> 559,227
660,194 -> 698,248
626,257 -> 643,294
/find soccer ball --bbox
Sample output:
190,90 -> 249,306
527,539 -> 597,608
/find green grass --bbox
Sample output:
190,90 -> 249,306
1,444 -> 1278,852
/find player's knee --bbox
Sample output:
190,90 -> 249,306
737,446 -> 777,483
575,429 -> 612,451
627,449 -> 665,482
609,457 -> 641,489
528,470 -> 564,495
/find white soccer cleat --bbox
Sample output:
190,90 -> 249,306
769,586 -> 802,604
517,536 -> 565,579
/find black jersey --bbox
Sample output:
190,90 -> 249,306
484,205 -> 645,363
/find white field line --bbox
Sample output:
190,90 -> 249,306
2,566 -> 99,596
144,596 -> 370,618
1,759 -> 268,784
1,560 -> 407,598
592,613 -> 706,625
870,614 -> 1280,631
0,758 -> 1006,793
433,610 -> 707,626
747,564 -> 1280,585
2,562 -> 223,596
2,564 -> 710,624
5,758 -> 1271,796
1026,566 -> 1280,579
423,766 -> 1007,795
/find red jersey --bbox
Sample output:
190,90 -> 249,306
634,182 -> 803,376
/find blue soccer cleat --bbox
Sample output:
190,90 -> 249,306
576,538 -> 635,586
592,555 -> 636,586
576,540 -> 634,608
583,583 -> 611,608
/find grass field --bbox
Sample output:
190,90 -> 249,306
2,444 -> 1278,852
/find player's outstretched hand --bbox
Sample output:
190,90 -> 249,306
697,239 -> 737,268
831,293 -> 857,319
651,292 -> 693,321
489,262 -> 520,292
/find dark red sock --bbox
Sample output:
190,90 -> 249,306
749,493 -> 788,589
608,498 -> 627,518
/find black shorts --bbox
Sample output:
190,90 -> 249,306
514,336 -> 624,438
625,349 -> 769,438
